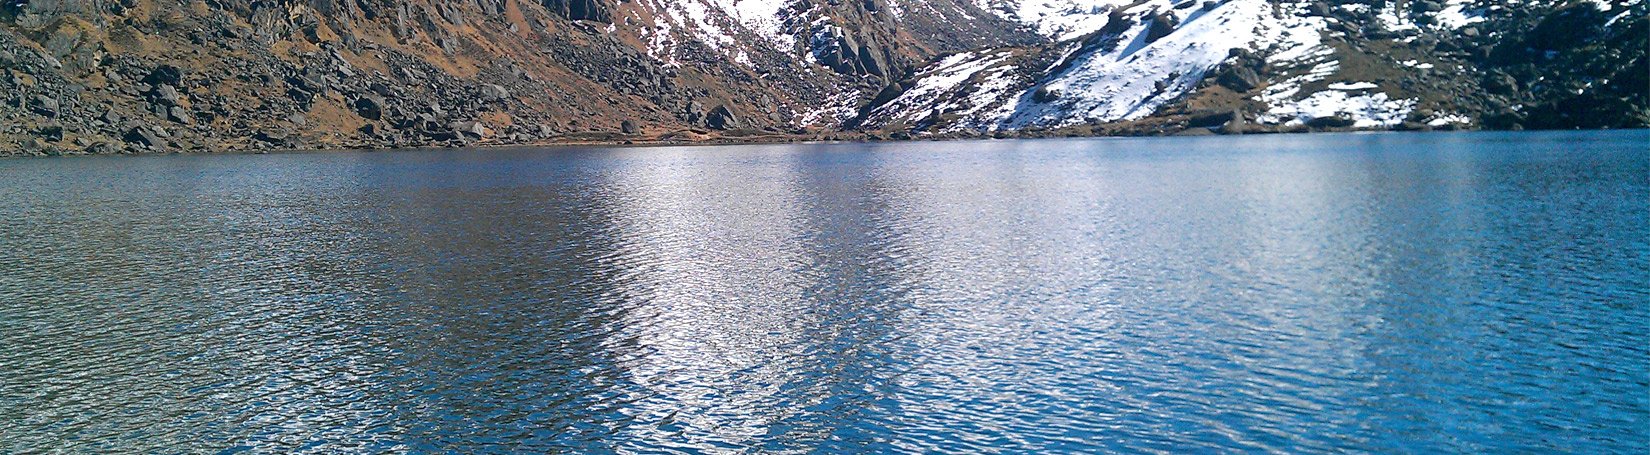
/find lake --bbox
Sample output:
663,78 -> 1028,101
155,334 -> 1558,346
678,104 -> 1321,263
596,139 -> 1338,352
2,131 -> 1646,454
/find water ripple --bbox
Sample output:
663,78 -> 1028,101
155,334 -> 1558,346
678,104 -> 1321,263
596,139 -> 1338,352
2,131 -> 1647,454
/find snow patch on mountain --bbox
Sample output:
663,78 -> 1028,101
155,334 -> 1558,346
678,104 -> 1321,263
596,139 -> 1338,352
867,51 -> 1016,126
998,0 -> 1328,128
638,0 -> 799,68
705,0 -> 795,47
974,0 -> 1129,39
800,87 -> 865,126
1436,1 -> 1487,29
1262,90 -> 1414,128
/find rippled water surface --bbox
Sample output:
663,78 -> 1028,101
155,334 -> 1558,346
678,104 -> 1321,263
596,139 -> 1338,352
2,131 -> 1647,454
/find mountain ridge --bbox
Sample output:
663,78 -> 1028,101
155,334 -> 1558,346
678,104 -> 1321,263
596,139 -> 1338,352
0,0 -> 1643,156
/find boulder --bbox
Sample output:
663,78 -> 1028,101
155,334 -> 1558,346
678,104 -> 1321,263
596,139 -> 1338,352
1216,66 -> 1261,92
620,119 -> 638,134
253,129 -> 288,144
541,0 -> 612,23
481,84 -> 510,102
32,95 -> 59,117
1033,86 -> 1063,103
1483,71 -> 1518,96
1145,13 -> 1177,43
152,84 -> 181,106
1305,114 -> 1356,129
20,138 -> 47,154
122,123 -> 163,147
706,104 -> 738,130
354,94 -> 385,120
1187,109 -> 1236,128
143,65 -> 183,87
40,122 -> 65,142
169,106 -> 193,125
451,121 -> 488,138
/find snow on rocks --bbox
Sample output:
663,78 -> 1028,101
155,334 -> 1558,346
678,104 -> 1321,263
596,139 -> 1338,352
638,0 -> 799,68
1435,0 -> 1487,29
1327,81 -> 1379,90
997,0 -> 1328,128
1427,113 -> 1473,127
973,0 -> 1128,40
863,51 -> 1017,129
1263,90 -> 1414,128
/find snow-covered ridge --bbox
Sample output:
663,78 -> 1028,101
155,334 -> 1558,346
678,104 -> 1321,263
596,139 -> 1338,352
1007,0 -> 1328,128
867,0 -> 1337,131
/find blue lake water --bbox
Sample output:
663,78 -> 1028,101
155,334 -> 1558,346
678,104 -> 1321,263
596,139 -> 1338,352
2,131 -> 1647,454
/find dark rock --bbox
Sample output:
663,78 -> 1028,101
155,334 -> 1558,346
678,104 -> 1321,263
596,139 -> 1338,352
143,65 -> 183,87
152,84 -> 181,106
1033,86 -> 1063,103
620,119 -> 638,134
541,0 -> 612,23
169,106 -> 193,124
1483,71 -> 1518,96
1145,13 -> 1177,43
421,127 -> 459,141
858,44 -> 885,76
354,94 -> 386,120
1394,121 -> 1430,131
101,108 -> 122,125
288,87 -> 314,104
40,121 -> 64,142
706,104 -> 738,130
1216,66 -> 1261,92
123,123 -> 164,147
1305,115 -> 1356,129
253,129 -> 288,144
32,95 -> 59,117
1187,109 -> 1236,128
451,121 -> 487,138
870,83 -> 905,107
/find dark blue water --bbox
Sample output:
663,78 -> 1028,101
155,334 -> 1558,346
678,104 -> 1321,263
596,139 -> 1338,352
2,131 -> 1647,454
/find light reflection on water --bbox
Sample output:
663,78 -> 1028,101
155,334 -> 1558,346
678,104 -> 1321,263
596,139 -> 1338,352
1,131 -> 1646,454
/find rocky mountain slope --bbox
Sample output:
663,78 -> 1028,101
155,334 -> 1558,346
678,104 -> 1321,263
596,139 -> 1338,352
0,0 -> 1642,155
865,0 -> 1647,135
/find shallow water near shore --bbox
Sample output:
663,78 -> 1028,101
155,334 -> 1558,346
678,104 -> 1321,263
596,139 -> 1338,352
3,131 -> 1647,454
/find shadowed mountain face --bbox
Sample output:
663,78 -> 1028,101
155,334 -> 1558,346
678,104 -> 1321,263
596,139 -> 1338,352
0,0 -> 1642,155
